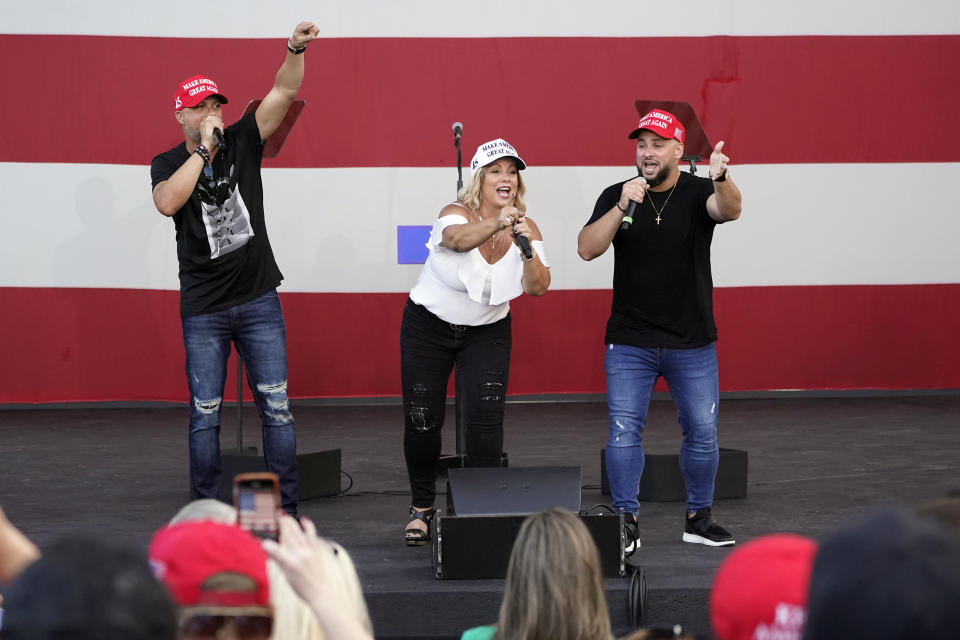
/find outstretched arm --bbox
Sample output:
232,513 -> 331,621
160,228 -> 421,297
442,198 -> 521,253
706,141 -> 742,222
256,21 -> 320,143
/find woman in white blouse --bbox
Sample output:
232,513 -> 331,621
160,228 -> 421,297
401,138 -> 551,546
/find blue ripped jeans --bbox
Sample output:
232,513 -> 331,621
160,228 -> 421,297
181,289 -> 298,514
604,343 -> 720,515
400,298 -> 512,508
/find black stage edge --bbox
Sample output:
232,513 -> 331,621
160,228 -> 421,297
2,396 -> 960,639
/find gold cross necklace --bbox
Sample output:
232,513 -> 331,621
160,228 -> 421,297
649,175 -> 680,225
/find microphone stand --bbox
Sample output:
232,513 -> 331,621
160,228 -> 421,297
449,125 -> 468,471
455,132 -> 463,195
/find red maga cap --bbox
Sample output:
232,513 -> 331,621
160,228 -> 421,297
173,74 -> 229,110
710,534 -> 817,640
149,520 -> 270,613
628,109 -> 685,143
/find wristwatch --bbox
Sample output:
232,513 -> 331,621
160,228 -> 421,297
713,168 -> 728,183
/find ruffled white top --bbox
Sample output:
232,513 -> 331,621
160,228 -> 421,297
409,213 -> 549,326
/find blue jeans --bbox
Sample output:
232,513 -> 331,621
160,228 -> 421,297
604,343 -> 719,514
181,290 -> 298,514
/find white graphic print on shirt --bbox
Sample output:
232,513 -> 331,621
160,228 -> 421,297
200,176 -> 253,259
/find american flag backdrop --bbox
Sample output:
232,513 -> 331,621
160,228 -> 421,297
2,1 -> 959,403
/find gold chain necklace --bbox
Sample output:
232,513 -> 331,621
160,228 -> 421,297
648,175 -> 680,226
474,210 -> 503,254
487,229 -> 503,253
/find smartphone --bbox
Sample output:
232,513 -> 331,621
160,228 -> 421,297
233,472 -> 281,541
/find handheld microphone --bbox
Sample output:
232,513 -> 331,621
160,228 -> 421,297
515,231 -> 534,261
619,176 -> 647,231
213,128 -> 226,150
453,122 -> 464,194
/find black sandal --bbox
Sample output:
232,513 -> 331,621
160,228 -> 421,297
404,506 -> 436,547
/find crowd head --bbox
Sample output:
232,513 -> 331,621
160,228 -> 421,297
802,508 -> 960,640
2,537 -> 176,639
149,520 -> 274,639
496,507 -> 611,640
710,534 -> 817,640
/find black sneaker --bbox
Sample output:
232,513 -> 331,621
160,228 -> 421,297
624,513 -> 641,556
682,507 -> 735,546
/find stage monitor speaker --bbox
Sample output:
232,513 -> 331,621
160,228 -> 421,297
599,447 -> 747,501
434,512 -> 625,579
446,466 -> 581,516
216,448 -> 342,502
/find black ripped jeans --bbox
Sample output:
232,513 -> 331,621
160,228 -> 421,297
400,298 -> 512,508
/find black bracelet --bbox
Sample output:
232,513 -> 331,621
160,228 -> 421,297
615,201 -> 627,213
193,145 -> 211,165
287,38 -> 306,54
713,169 -> 728,183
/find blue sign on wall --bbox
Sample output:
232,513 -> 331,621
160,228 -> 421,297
397,225 -> 432,264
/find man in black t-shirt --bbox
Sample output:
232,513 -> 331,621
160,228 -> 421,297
578,109 -> 743,550
150,21 -> 320,516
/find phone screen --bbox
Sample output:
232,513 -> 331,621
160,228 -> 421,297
235,477 -> 280,541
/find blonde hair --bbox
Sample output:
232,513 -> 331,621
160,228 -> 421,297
306,538 -> 374,636
495,508 -> 611,640
457,161 -> 527,214
169,498 -> 236,525
265,541 -> 375,640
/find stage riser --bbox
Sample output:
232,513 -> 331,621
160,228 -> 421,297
365,585 -> 709,639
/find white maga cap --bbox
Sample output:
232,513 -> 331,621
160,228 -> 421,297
470,138 -> 526,175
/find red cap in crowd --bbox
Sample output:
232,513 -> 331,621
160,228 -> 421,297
148,520 -> 270,615
710,533 -> 818,640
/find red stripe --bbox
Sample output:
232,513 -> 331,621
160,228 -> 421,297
2,285 -> 958,403
2,34 -> 958,166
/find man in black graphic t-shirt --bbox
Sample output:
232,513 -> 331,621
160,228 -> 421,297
578,109 -> 743,550
150,21 -> 320,515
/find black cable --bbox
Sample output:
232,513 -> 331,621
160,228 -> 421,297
626,562 -> 647,629
339,470 -> 354,494
581,503 -> 617,515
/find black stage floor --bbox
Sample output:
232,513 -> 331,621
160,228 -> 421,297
2,395 -> 959,639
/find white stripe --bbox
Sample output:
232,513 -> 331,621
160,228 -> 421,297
4,1 -> 959,38
0,163 -> 180,291
2,162 -> 958,292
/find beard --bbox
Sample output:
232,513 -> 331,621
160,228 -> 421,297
640,163 -> 672,189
